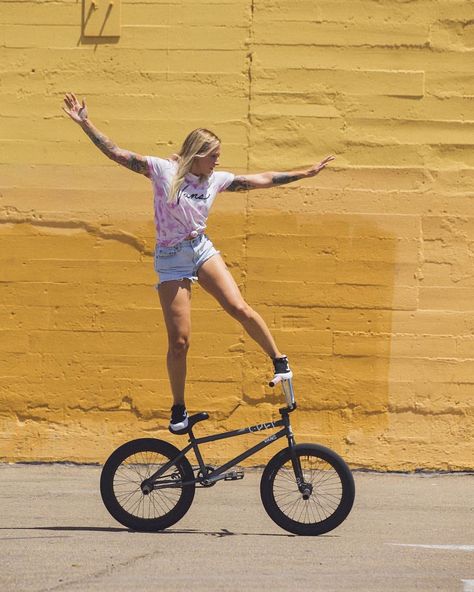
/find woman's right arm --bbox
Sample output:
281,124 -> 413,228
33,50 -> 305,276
63,93 -> 149,176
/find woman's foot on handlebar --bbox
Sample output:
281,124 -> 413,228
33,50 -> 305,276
271,355 -> 293,382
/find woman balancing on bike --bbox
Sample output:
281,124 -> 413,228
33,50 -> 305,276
63,93 -> 335,433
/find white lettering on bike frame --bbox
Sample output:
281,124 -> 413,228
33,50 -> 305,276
249,422 -> 276,433
263,434 -> 278,445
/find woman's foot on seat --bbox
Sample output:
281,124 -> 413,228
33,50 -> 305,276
169,404 -> 189,433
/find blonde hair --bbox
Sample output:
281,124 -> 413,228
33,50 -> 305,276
168,128 -> 221,204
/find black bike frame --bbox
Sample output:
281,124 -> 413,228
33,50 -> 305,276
146,408 -> 300,488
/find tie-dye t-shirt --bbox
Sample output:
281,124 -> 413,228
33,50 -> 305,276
146,156 -> 235,247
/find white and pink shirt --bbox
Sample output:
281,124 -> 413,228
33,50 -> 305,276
146,156 -> 234,247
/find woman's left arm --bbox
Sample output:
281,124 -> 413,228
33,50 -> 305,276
225,155 -> 335,192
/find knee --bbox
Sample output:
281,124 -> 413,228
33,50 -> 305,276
226,301 -> 253,323
168,335 -> 190,358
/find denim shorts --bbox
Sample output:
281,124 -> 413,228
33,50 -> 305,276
154,234 -> 219,286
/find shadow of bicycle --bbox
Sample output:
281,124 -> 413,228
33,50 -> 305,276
0,525 -> 337,538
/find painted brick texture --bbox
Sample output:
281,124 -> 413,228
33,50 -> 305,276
0,0 -> 473,470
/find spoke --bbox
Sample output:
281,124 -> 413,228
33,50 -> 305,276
125,458 -> 147,481
272,452 -> 345,526
273,488 -> 298,502
296,498 -> 307,523
115,467 -> 140,485
154,491 -> 174,514
152,492 -> 171,517
316,491 -> 342,506
137,493 -> 146,519
311,470 -> 338,488
303,501 -> 311,524
149,492 -> 162,516
111,448 -> 187,521
310,496 -> 326,523
124,492 -> 143,516
277,467 -> 298,484
116,488 -> 140,508
307,498 -> 318,523
277,497 -> 302,515
159,488 -> 180,508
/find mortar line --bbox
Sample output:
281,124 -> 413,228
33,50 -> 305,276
243,0 -> 255,291
240,0 -> 255,389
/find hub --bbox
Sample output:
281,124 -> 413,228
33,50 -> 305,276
141,481 -> 153,495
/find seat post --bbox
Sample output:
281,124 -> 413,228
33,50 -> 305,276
188,429 -> 206,471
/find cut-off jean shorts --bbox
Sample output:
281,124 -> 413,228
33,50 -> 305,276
154,234 -> 219,287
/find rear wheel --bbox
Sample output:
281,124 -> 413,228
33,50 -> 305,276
260,443 -> 355,535
100,438 -> 195,531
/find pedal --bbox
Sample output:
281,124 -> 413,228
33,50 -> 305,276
224,470 -> 244,481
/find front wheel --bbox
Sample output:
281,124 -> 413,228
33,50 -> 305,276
260,443 -> 355,535
100,438 -> 195,531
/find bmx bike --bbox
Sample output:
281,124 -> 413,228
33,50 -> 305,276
100,376 -> 355,536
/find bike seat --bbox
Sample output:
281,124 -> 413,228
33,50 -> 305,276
169,412 -> 209,435
188,412 -> 209,428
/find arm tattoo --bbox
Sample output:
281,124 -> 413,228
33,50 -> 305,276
227,172 -> 306,191
271,173 -> 305,186
83,126 -> 117,157
117,153 -> 149,175
82,125 -> 148,175
227,176 -> 254,192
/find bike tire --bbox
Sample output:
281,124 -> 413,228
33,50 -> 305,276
260,443 -> 355,536
100,438 -> 195,532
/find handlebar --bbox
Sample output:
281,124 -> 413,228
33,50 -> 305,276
268,375 -> 283,388
269,374 -> 296,409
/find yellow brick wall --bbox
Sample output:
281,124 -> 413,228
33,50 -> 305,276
0,0 -> 473,470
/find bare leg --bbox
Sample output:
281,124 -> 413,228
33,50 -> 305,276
197,254 -> 282,359
158,279 -> 192,406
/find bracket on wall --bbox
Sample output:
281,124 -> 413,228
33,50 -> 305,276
82,0 -> 121,38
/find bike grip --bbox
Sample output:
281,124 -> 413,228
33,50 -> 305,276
269,375 -> 282,387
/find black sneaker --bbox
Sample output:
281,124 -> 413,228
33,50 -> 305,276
169,404 -> 189,433
272,355 -> 293,380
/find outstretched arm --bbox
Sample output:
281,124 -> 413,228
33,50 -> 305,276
225,156 -> 335,192
63,93 -> 149,176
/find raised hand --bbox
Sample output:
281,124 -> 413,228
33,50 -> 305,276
63,93 -> 88,123
306,155 -> 335,177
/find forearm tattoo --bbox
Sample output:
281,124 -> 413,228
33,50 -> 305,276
271,173 -> 305,186
83,126 -> 117,157
82,125 -> 148,175
227,173 -> 306,191
227,176 -> 254,192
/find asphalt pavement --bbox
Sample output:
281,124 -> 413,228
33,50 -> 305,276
0,464 -> 473,591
